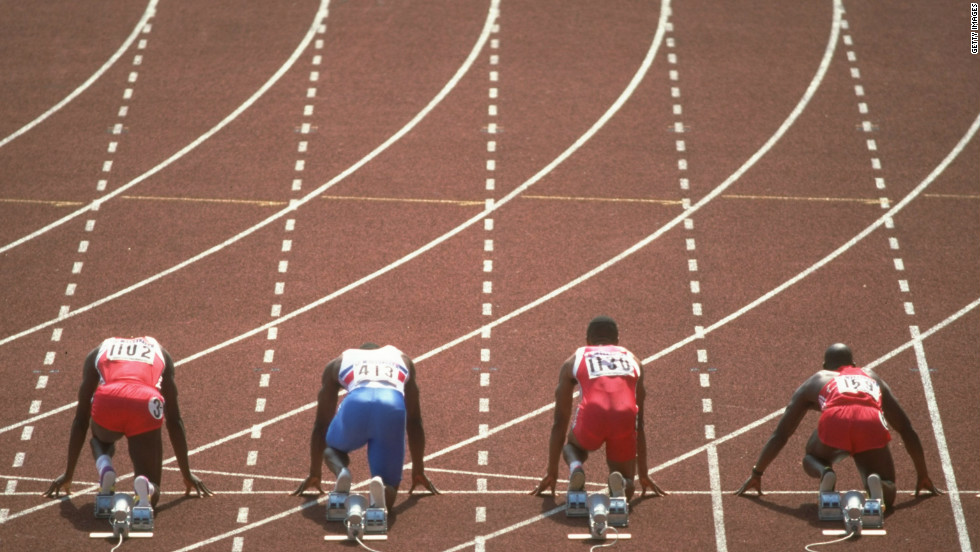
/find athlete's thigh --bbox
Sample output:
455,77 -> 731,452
852,446 -> 896,482
91,421 -> 125,444
806,429 -> 849,464
366,405 -> 406,486
127,428 -> 163,486
326,396 -> 372,452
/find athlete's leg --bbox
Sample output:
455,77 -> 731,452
365,396 -> 406,511
564,430 -> 590,467
323,448 -> 351,477
127,428 -> 163,508
852,446 -> 897,511
803,430 -> 848,479
90,421 -> 122,458
606,457 -> 637,501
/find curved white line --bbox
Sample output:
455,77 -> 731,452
0,0 -> 499,348
437,297 -> 980,552
0,0 -> 328,255
641,111 -> 980,365
0,0 -> 645,351
0,0 -> 158,149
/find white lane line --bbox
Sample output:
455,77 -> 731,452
642,111 -> 980,366
433,300 -> 980,551
909,326 -> 973,552
6,297 -> 975,533
0,0 -> 328,255
0,0 -> 158,149
0,0 -> 497,347
1,0 -> 840,440
6,19 -> 973,545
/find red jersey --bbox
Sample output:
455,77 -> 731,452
818,366 -> 882,412
572,345 -> 640,415
95,336 -> 167,389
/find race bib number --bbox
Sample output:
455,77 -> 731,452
347,360 -> 406,388
147,397 -> 164,420
584,351 -> 638,380
833,374 -> 881,402
106,339 -> 155,364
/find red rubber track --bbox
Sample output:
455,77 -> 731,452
0,1 -> 977,551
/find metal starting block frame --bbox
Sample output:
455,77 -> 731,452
323,492 -> 388,542
818,490 -> 885,537
90,493 -> 154,540
566,490 -> 631,541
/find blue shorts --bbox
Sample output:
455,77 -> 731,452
326,387 -> 407,486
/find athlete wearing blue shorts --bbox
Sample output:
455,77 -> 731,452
293,343 -> 439,511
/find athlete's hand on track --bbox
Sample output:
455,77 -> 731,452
183,473 -> 214,497
530,473 -> 558,496
733,473 -> 763,496
291,475 -> 324,496
408,472 -> 440,496
915,473 -> 942,497
638,474 -> 668,497
42,474 -> 72,498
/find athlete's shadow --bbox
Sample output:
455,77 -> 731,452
56,497 -> 108,533
734,495 -> 823,527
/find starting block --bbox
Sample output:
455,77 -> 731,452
323,492 -> 388,542
818,490 -> 884,537
89,493 -> 154,540
566,490 -> 631,541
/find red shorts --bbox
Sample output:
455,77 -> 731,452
818,405 -> 891,454
571,405 -> 637,463
91,383 -> 165,437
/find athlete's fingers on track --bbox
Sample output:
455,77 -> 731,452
42,476 -> 71,497
291,477 -> 324,496
529,475 -> 557,496
733,475 -> 763,497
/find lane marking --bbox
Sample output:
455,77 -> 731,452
0,0 -> 329,254
910,326 -> 974,552
0,0 -> 159,149
0,0 -> 498,347
6,14 -> 976,552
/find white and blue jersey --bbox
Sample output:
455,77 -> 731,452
326,346 -> 410,486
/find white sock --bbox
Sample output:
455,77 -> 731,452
96,455 -> 113,474
569,461 -> 583,475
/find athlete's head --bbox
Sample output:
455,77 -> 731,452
359,342 -> 381,350
823,343 -> 853,370
586,316 -> 619,345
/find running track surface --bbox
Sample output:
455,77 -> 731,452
0,1 -> 977,551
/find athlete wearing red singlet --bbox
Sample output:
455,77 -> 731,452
817,365 -> 891,453
91,337 -> 167,437
532,317 -> 666,502
570,345 -> 640,462
45,336 -> 212,508
735,343 -> 940,511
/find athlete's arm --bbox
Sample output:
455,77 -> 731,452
160,349 -> 212,497
634,366 -> 667,497
43,347 -> 100,497
531,356 -> 576,496
405,357 -> 438,496
735,373 -> 819,496
877,375 -> 941,496
293,358 -> 341,495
